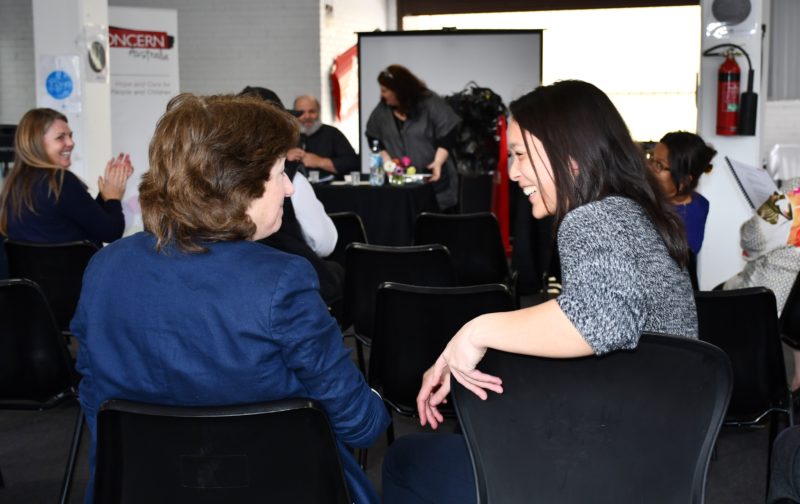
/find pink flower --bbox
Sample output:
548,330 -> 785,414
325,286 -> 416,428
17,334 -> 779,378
401,156 -> 411,168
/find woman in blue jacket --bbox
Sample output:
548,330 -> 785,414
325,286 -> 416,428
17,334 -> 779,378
0,108 -> 133,246
72,94 -> 389,503
647,131 -> 716,255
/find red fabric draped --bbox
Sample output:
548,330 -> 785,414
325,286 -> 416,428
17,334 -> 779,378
492,114 -> 511,255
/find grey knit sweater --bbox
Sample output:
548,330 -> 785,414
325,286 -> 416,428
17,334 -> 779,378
556,196 -> 698,355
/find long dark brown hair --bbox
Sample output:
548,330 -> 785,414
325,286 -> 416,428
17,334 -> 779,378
0,108 -> 69,234
377,64 -> 431,115
510,80 -> 689,267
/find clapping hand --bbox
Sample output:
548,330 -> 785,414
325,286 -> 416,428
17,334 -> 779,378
98,153 -> 134,201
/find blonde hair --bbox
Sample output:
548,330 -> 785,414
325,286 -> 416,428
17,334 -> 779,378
139,93 -> 298,253
0,108 -> 69,234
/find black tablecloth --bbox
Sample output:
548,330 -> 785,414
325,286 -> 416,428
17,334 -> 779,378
314,182 -> 438,246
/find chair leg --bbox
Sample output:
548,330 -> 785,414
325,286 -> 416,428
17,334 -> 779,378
58,407 -> 84,504
766,411 -> 789,502
0,466 -> 4,488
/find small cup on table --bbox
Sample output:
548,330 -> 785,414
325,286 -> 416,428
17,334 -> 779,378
350,171 -> 361,185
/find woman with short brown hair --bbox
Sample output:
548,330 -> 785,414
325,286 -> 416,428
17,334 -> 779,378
73,93 -> 389,504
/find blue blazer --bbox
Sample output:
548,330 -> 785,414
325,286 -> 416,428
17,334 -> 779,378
73,232 -> 389,503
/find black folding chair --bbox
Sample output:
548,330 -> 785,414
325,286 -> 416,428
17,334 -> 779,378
371,282 -> 515,443
453,333 -> 732,504
414,212 -> 517,301
0,278 -> 83,504
343,243 -> 458,374
695,287 -> 794,489
327,211 -> 368,269
780,271 -> 800,349
4,240 -> 99,333
94,398 -> 351,504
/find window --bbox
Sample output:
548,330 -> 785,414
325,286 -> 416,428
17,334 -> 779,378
403,6 -> 701,142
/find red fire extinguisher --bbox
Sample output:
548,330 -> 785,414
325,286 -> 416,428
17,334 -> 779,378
716,50 -> 740,136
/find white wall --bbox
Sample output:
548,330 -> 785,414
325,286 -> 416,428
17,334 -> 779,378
763,100 -> 800,152
106,0 -> 321,104
32,0 -> 113,191
319,0 -> 389,151
695,0 -> 766,289
0,0 -> 35,124
4,1 -> 798,152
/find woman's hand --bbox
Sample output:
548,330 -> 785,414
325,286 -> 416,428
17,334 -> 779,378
426,160 -> 443,182
98,153 -> 134,201
427,147 -> 450,182
441,317 -> 504,399
416,356 -> 451,429
416,316 -> 504,429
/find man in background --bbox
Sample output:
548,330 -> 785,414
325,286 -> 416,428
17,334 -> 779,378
288,94 -> 359,179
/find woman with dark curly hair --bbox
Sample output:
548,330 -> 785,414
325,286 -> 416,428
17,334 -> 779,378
366,64 -> 461,210
72,93 -> 389,504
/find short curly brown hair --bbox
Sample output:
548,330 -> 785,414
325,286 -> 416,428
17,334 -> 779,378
139,93 -> 298,253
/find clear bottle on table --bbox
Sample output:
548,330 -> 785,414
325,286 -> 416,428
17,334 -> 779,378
369,139 -> 385,186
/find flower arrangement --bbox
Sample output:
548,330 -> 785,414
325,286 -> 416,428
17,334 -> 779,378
385,156 -> 416,185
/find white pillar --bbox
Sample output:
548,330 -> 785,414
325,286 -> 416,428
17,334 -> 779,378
32,0 -> 111,193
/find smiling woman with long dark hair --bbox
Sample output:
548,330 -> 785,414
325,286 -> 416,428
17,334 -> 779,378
382,80 -> 698,504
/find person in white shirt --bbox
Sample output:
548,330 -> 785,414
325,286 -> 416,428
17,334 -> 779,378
240,86 -> 343,304
291,170 -> 337,257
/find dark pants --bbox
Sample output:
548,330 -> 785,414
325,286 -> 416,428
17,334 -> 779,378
382,433 -> 476,504
768,425 -> 800,503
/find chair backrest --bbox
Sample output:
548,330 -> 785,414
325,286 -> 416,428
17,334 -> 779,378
4,240 -> 98,331
0,278 -> 75,405
695,287 -> 789,420
344,243 -> 457,340
780,271 -> 800,348
95,398 -> 351,504
327,211 -> 368,268
452,333 -> 732,504
414,212 -> 509,286
371,282 -> 515,415
458,173 -> 494,214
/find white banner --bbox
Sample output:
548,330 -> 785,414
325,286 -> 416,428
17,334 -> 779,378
109,7 -> 179,234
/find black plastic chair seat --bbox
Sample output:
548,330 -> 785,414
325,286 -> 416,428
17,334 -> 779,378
0,278 -> 83,503
452,333 -> 732,504
414,212 -> 513,287
371,282 -> 515,417
95,398 -> 351,504
327,211 -> 368,269
4,239 -> 99,332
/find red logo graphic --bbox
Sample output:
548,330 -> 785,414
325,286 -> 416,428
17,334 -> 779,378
109,26 -> 175,49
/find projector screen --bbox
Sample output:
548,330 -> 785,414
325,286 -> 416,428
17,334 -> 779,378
357,30 -> 543,172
